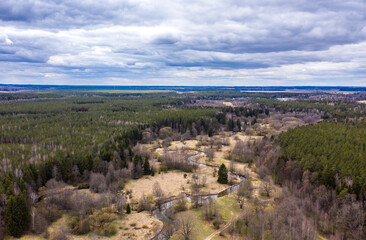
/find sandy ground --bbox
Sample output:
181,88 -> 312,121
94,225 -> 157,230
114,212 -> 163,240
125,166 -> 233,200
15,211 -> 162,240
168,139 -> 200,150
223,102 -> 234,107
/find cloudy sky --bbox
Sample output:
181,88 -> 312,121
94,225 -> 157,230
1,0 -> 366,86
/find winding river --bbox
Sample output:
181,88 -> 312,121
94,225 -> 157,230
151,152 -> 246,240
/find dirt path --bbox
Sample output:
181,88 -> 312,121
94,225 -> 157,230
204,214 -> 240,240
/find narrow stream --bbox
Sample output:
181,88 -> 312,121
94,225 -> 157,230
151,152 -> 246,240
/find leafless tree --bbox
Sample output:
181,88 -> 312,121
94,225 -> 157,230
205,147 -> 215,161
262,176 -> 272,197
191,173 -> 199,186
229,159 -> 235,172
115,193 -> 127,212
177,212 -> 196,240
212,168 -> 217,177
89,172 -> 107,193
232,140 -> 246,162
201,175 -> 206,187
153,182 -> 166,209
203,199 -> 217,220
237,180 -> 253,208
257,165 -> 269,179
336,195 -> 364,239
137,194 -> 152,212
161,223 -> 175,239
31,208 -> 48,234
191,185 -> 201,208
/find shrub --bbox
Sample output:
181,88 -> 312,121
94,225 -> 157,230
68,216 -> 90,235
51,226 -> 70,240
137,194 -> 152,212
89,208 -> 117,236
213,220 -> 220,229
160,162 -> 168,173
173,199 -> 187,212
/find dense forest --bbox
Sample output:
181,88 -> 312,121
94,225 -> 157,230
279,121 -> 366,198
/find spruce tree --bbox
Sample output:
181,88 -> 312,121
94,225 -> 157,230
217,164 -> 228,184
6,192 -> 30,237
126,203 -> 131,214
236,119 -> 241,131
6,195 -> 19,237
143,157 -> 150,175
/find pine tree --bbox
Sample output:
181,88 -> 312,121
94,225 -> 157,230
6,195 -> 19,237
6,192 -> 30,237
143,157 -> 150,175
236,119 -> 241,131
208,126 -> 214,137
217,164 -> 228,184
126,203 -> 131,214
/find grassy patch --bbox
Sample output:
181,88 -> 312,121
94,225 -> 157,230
171,194 -> 242,240
215,195 -> 241,222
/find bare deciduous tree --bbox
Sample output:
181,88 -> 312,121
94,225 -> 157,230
205,147 -> 215,161
137,194 -> 152,212
177,212 -> 195,240
153,182 -> 165,209
89,172 -> 107,193
262,176 -> 272,197
161,223 -> 175,239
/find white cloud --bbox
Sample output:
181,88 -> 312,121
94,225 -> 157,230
0,0 -> 366,85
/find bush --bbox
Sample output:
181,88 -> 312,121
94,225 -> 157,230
173,199 -> 187,212
51,226 -> 70,240
213,220 -> 220,229
160,162 -> 168,173
37,205 -> 62,223
89,208 -> 117,236
68,216 -> 90,235
137,195 -> 152,212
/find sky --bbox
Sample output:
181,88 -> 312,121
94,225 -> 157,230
1,0 -> 366,86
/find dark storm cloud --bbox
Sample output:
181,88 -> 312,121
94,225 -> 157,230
0,0 -> 366,85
